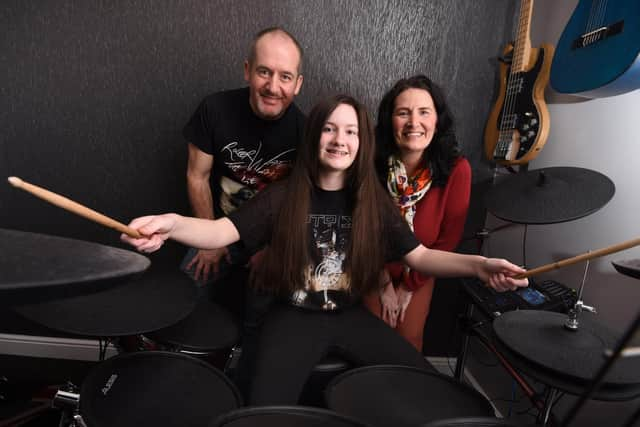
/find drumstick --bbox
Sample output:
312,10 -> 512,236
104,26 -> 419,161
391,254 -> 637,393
7,176 -> 142,239
517,236 -> 640,279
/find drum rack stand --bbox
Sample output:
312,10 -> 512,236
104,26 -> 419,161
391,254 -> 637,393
454,303 -> 561,426
455,299 -> 640,427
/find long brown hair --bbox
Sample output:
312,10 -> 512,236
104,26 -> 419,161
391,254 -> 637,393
256,95 -> 389,296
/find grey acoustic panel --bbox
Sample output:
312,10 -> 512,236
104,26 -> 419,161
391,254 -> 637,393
2,0 -> 514,230
2,0 -> 516,344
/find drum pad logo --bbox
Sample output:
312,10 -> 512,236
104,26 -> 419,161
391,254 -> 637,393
101,374 -> 118,396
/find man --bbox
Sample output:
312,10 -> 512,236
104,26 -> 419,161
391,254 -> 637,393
182,27 -> 305,298
180,27 -> 305,398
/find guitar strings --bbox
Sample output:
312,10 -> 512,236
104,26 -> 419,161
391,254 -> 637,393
497,4 -> 522,159
597,0 -> 608,29
498,2 -> 522,158
586,0 -> 598,35
592,0 -> 606,44
585,0 -> 609,46
497,0 -> 530,160
597,0 -> 609,33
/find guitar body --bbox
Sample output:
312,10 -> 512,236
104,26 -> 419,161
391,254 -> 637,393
551,0 -> 640,98
484,43 -> 553,165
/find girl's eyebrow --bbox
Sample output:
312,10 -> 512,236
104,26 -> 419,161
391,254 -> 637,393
325,121 -> 358,128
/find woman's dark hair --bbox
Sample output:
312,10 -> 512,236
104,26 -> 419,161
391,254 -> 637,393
375,75 -> 460,187
256,94 -> 390,296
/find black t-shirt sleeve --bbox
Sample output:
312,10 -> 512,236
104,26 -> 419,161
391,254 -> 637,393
182,95 -> 219,155
227,181 -> 286,253
383,202 -> 420,262
295,107 -> 306,148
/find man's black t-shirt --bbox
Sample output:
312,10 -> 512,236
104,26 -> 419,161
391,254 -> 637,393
183,87 -> 305,216
228,181 -> 420,310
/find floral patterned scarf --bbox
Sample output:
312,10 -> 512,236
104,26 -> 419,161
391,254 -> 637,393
387,154 -> 432,283
387,154 -> 432,231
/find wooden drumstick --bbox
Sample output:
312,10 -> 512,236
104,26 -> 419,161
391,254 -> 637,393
8,176 -> 142,239
517,236 -> 640,279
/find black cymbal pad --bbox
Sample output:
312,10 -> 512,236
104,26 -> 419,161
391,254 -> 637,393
1,228 -> 150,304
612,259 -> 640,280
484,167 -> 615,224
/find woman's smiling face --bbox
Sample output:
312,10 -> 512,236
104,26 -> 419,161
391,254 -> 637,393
392,88 -> 438,157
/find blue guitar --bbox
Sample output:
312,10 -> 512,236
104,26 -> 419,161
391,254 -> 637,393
551,0 -> 640,98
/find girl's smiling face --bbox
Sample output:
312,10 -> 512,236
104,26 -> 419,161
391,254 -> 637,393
318,103 -> 360,175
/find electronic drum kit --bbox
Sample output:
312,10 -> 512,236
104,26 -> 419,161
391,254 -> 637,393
2,179 -> 250,426
4,167 -> 640,426
482,166 -> 640,426
1,228 -> 242,427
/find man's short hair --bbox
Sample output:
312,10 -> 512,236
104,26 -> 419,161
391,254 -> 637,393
247,27 -> 303,74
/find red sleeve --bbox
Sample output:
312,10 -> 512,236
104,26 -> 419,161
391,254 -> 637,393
428,158 -> 471,252
397,158 -> 471,291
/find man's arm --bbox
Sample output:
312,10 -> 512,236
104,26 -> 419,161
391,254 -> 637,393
187,142 -> 215,220
185,142 -> 230,281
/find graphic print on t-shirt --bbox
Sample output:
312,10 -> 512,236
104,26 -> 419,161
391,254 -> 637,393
218,140 -> 295,214
304,213 -> 352,293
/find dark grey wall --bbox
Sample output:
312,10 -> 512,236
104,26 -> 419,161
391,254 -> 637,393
2,0 -> 516,349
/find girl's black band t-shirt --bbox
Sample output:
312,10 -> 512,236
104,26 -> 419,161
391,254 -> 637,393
229,181 -> 419,310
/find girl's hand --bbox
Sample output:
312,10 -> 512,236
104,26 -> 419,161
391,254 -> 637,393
120,214 -> 177,253
480,258 -> 528,291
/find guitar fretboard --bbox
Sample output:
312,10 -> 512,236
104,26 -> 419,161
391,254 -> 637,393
512,0 -> 533,73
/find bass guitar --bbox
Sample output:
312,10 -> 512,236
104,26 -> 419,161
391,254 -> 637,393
551,0 -> 640,98
484,0 -> 552,166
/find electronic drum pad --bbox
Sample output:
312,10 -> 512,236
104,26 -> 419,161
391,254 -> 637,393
493,310 -> 640,400
13,270 -> 196,337
612,259 -> 640,280
1,228 -> 150,305
484,167 -> 615,224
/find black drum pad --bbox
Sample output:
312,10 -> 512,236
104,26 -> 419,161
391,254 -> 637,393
422,417 -> 530,427
212,406 -> 371,427
80,351 -> 241,427
146,299 -> 240,352
14,271 -> 196,337
493,310 -> 640,386
612,259 -> 640,280
326,366 -> 494,427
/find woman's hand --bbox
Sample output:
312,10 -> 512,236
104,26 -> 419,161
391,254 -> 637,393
479,258 -> 528,291
120,214 -> 178,253
380,281 -> 400,328
396,283 -> 413,324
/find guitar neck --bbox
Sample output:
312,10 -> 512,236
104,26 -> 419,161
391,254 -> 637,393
512,0 -> 534,72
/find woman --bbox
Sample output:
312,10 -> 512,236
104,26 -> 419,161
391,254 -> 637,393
122,95 -> 526,405
365,75 -> 471,352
